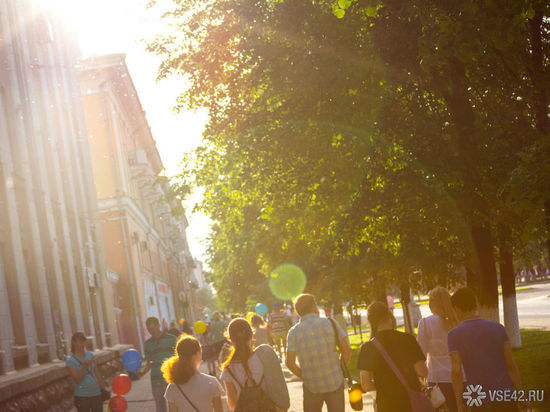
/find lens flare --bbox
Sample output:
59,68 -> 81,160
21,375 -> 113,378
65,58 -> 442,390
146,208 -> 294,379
268,264 -> 306,300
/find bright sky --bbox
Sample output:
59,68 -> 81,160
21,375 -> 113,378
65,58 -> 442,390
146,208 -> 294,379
49,0 -> 211,263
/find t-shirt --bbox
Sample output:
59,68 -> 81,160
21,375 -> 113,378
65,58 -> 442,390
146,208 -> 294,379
144,333 -> 178,386
357,330 -> 425,412
164,373 -> 224,412
253,327 -> 270,346
448,318 -> 513,392
66,351 -> 101,397
270,311 -> 291,335
209,320 -> 226,342
220,353 -> 268,399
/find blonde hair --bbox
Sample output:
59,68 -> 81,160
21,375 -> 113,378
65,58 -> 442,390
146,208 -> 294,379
429,286 -> 459,331
161,335 -> 201,384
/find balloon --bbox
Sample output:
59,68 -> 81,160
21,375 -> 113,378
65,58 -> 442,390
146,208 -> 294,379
121,349 -> 142,373
108,396 -> 128,412
245,312 -> 255,323
194,320 -> 207,334
112,374 -> 132,396
255,303 -> 268,316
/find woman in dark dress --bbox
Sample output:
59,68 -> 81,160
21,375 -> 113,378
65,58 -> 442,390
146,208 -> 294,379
357,301 -> 428,412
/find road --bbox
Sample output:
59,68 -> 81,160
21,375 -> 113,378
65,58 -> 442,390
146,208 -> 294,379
125,366 -> 376,412
354,281 -> 550,331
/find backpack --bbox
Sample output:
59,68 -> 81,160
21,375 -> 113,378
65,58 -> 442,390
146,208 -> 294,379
226,365 -> 277,412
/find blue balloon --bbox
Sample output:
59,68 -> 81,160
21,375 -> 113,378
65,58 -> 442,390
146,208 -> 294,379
122,349 -> 142,373
255,303 -> 268,316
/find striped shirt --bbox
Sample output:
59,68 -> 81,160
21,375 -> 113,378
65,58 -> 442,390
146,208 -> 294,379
286,313 -> 348,393
144,332 -> 178,386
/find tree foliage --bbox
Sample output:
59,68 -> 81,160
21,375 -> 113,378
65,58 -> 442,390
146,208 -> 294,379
147,0 -> 550,311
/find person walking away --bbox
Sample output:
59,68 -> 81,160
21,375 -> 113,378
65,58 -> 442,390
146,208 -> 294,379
162,335 -> 224,411
332,305 -> 347,333
220,318 -> 286,411
269,302 -> 291,361
448,288 -> 524,412
168,321 -> 181,338
206,312 -> 227,376
66,332 -> 109,412
386,295 -> 395,313
417,286 -> 461,412
357,301 -> 429,412
137,316 -> 178,412
251,314 -> 272,346
286,294 -> 351,412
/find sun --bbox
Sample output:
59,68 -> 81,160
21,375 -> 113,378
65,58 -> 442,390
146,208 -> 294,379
40,0 -> 144,57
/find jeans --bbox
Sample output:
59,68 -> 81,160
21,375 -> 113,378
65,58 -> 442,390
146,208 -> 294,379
303,384 -> 345,412
152,383 -> 168,412
74,395 -> 103,412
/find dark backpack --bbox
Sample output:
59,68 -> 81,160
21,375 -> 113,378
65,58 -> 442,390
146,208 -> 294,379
227,365 -> 277,412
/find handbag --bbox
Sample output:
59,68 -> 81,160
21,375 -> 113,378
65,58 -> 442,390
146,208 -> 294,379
328,318 -> 363,411
100,388 -> 111,402
427,384 -> 446,408
371,338 -> 436,412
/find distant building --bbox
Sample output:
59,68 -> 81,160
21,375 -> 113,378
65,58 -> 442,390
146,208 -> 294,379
78,54 -> 197,351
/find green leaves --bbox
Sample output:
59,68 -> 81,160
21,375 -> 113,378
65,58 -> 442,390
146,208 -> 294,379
150,0 -> 550,309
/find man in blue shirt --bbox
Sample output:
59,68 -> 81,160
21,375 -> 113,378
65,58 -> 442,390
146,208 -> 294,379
286,294 -> 351,412
448,287 -> 523,411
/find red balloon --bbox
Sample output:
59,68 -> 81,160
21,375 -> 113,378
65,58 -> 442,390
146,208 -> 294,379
112,374 -> 132,396
109,395 -> 128,412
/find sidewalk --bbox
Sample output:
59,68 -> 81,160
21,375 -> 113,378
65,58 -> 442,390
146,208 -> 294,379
125,365 -> 375,411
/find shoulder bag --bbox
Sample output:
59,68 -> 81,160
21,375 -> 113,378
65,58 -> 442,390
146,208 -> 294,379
328,318 -> 363,411
371,338 -> 435,412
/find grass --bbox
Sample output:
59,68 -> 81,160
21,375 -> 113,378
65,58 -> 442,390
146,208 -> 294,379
345,329 -> 550,411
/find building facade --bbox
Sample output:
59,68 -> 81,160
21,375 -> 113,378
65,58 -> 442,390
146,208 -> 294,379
0,1 -> 127,409
78,54 -> 197,352
0,0 -> 117,374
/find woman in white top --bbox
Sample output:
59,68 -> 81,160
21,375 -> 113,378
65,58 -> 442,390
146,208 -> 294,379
220,318 -> 288,411
161,335 -> 224,412
417,286 -> 460,412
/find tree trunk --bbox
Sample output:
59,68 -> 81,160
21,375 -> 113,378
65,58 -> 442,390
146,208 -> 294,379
442,57 -> 499,322
470,224 -> 499,322
499,245 -> 522,348
400,280 -> 413,334
545,200 -> 550,267
529,11 -> 550,267
373,275 -> 387,304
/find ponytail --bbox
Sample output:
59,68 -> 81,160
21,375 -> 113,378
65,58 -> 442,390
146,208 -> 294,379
222,318 -> 254,377
161,335 -> 201,385
367,301 -> 395,339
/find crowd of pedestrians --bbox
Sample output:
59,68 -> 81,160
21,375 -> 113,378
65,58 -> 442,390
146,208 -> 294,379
66,286 -> 531,412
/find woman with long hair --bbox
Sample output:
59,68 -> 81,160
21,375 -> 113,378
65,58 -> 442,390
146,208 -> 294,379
250,314 -> 272,346
357,301 -> 428,412
162,335 -> 224,412
66,332 -> 109,412
417,286 -> 460,411
220,318 -> 289,411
